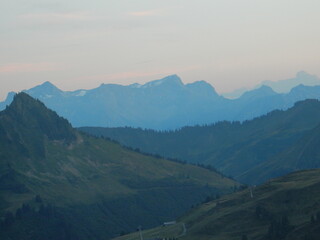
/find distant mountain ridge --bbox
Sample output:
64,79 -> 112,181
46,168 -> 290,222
1,72 -> 320,130
81,99 -> 320,184
223,71 -> 320,98
261,71 -> 320,93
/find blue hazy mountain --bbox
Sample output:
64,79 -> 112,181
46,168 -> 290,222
0,91 -> 15,110
261,71 -> 320,93
223,71 -> 320,99
1,74 -> 320,130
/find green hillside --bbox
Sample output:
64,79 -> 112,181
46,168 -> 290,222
80,99 -> 320,184
114,169 -> 320,240
240,122 -> 320,184
0,93 -> 238,240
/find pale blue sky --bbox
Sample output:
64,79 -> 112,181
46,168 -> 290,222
1,0 -> 320,100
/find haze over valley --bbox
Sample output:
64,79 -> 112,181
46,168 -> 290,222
2,0 -> 320,239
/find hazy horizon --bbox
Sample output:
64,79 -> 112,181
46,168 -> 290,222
1,0 -> 320,100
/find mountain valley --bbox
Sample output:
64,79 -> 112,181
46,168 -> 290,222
114,169 -> 320,240
0,93 -> 237,240
81,99 -> 320,184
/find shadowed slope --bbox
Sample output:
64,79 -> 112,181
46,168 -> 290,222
114,169 -> 320,240
0,93 -> 237,240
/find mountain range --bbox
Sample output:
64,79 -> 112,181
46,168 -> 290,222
1,72 -> 320,130
223,71 -> 320,98
81,99 -> 320,185
0,93 -> 237,240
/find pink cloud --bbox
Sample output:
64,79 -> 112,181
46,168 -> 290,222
19,12 -> 99,23
0,63 -> 59,74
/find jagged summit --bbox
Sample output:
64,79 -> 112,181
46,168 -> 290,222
2,92 -> 76,143
26,81 -> 62,98
98,75 -> 183,90
41,81 -> 56,87
34,81 -> 58,90
140,74 -> 183,88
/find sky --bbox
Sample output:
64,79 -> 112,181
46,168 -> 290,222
1,0 -> 320,100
